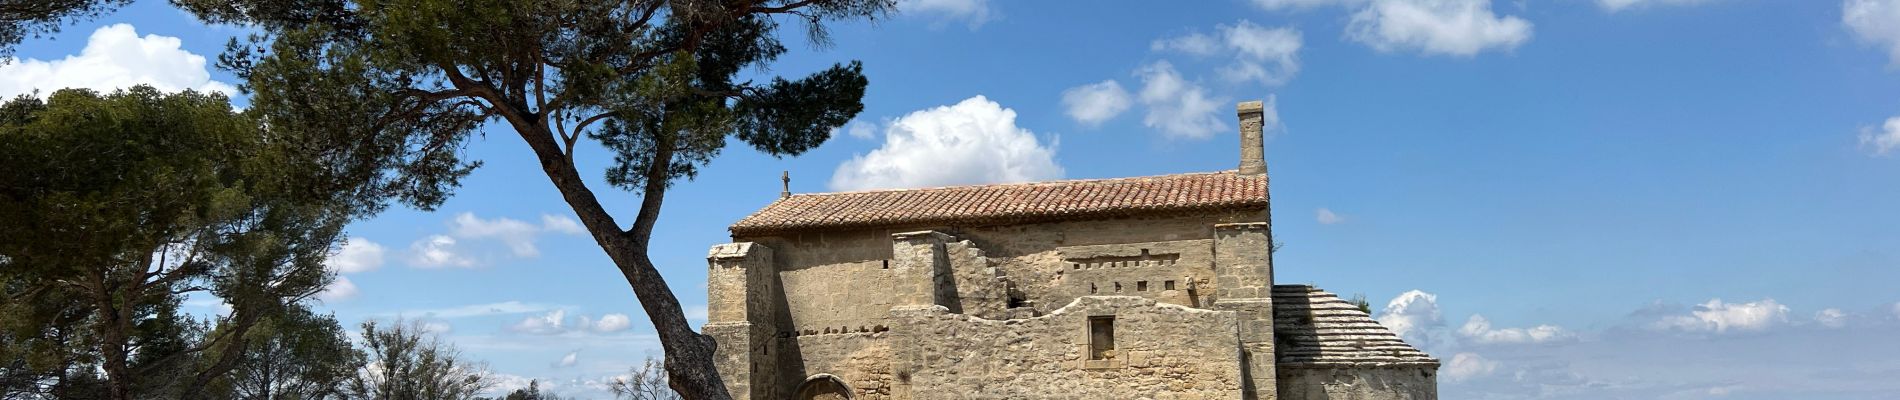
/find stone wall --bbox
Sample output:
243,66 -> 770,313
1276,367 -> 1437,400
890,296 -> 1245,399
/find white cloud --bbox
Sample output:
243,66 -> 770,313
1648,298 -> 1790,334
395,300 -> 554,319
330,237 -> 386,274
0,24 -> 236,99
831,119 -> 880,140
1444,352 -> 1499,381
685,305 -> 709,322
1859,116 -> 1900,156
512,310 -> 569,335
1815,308 -> 1848,329
1847,0 -> 1900,65
1317,208 -> 1344,224
1153,21 -> 1304,87
556,351 -> 579,368
317,276 -> 359,302
1216,22 -> 1303,86
408,235 -> 476,268
829,95 -> 1063,191
1458,314 -> 1574,344
592,313 -> 633,333
419,320 -> 453,335
1135,61 -> 1228,139
1598,0 -> 1720,12
1377,290 -> 1444,339
512,310 -> 635,335
540,214 -> 587,235
1060,80 -> 1133,127
450,213 -> 543,257
898,0 -> 993,29
1346,0 -> 1533,57
1252,0 -> 1367,10
410,213 -> 586,267
1891,302 -> 1900,320
1150,32 -> 1221,56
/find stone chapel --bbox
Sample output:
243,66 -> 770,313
702,100 -> 1439,400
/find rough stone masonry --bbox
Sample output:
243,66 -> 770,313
703,100 -> 1439,400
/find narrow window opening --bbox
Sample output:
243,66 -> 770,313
1137,281 -> 1148,291
1165,280 -> 1177,291
882,259 -> 890,269
1113,282 -> 1122,292
1088,316 -> 1117,360
1089,283 -> 1097,294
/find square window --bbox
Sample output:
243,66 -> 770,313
1165,280 -> 1177,290
1137,281 -> 1148,291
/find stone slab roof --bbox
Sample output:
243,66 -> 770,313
1272,284 -> 1439,368
729,171 -> 1267,236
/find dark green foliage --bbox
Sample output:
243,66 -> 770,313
213,1 -> 894,398
213,305 -> 364,400
0,0 -> 132,57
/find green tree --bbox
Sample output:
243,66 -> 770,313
214,1 -> 892,398
0,82 -> 465,399
344,319 -> 492,400
0,0 -> 131,57
211,305 -> 365,400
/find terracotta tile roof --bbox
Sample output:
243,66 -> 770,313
729,171 -> 1267,236
1272,285 -> 1439,368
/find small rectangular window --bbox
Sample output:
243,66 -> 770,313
1088,316 -> 1116,360
1137,281 -> 1148,291
1164,280 -> 1176,290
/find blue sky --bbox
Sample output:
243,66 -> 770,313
7,0 -> 1900,398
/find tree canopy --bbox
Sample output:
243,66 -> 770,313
215,1 -> 894,398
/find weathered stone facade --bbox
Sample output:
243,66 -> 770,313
703,101 -> 1437,399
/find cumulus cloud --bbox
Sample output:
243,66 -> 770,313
512,310 -> 569,335
1647,298 -> 1791,334
1860,116 -> 1900,156
898,0 -> 993,29
1845,0 -> 1900,65
450,213 -> 544,257
1377,289 -> 1445,340
409,213 -> 588,267
1597,0 -> 1721,12
1152,21 -> 1303,87
829,96 -> 1063,191
556,351 -> 579,368
408,235 -> 476,268
317,276 -> 359,302
330,237 -> 386,274
0,24 -> 236,99
514,310 -> 636,335
1458,315 -> 1574,344
540,214 -> 587,235
1443,352 -> 1499,381
1346,0 -> 1533,57
1136,61 -> 1229,139
831,119 -> 880,140
1061,80 -> 1134,127
1317,208 -> 1344,224
1815,308 -> 1848,329
590,313 -> 633,333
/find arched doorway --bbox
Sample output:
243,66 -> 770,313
794,373 -> 853,400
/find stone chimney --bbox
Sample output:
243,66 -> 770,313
1237,100 -> 1266,175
